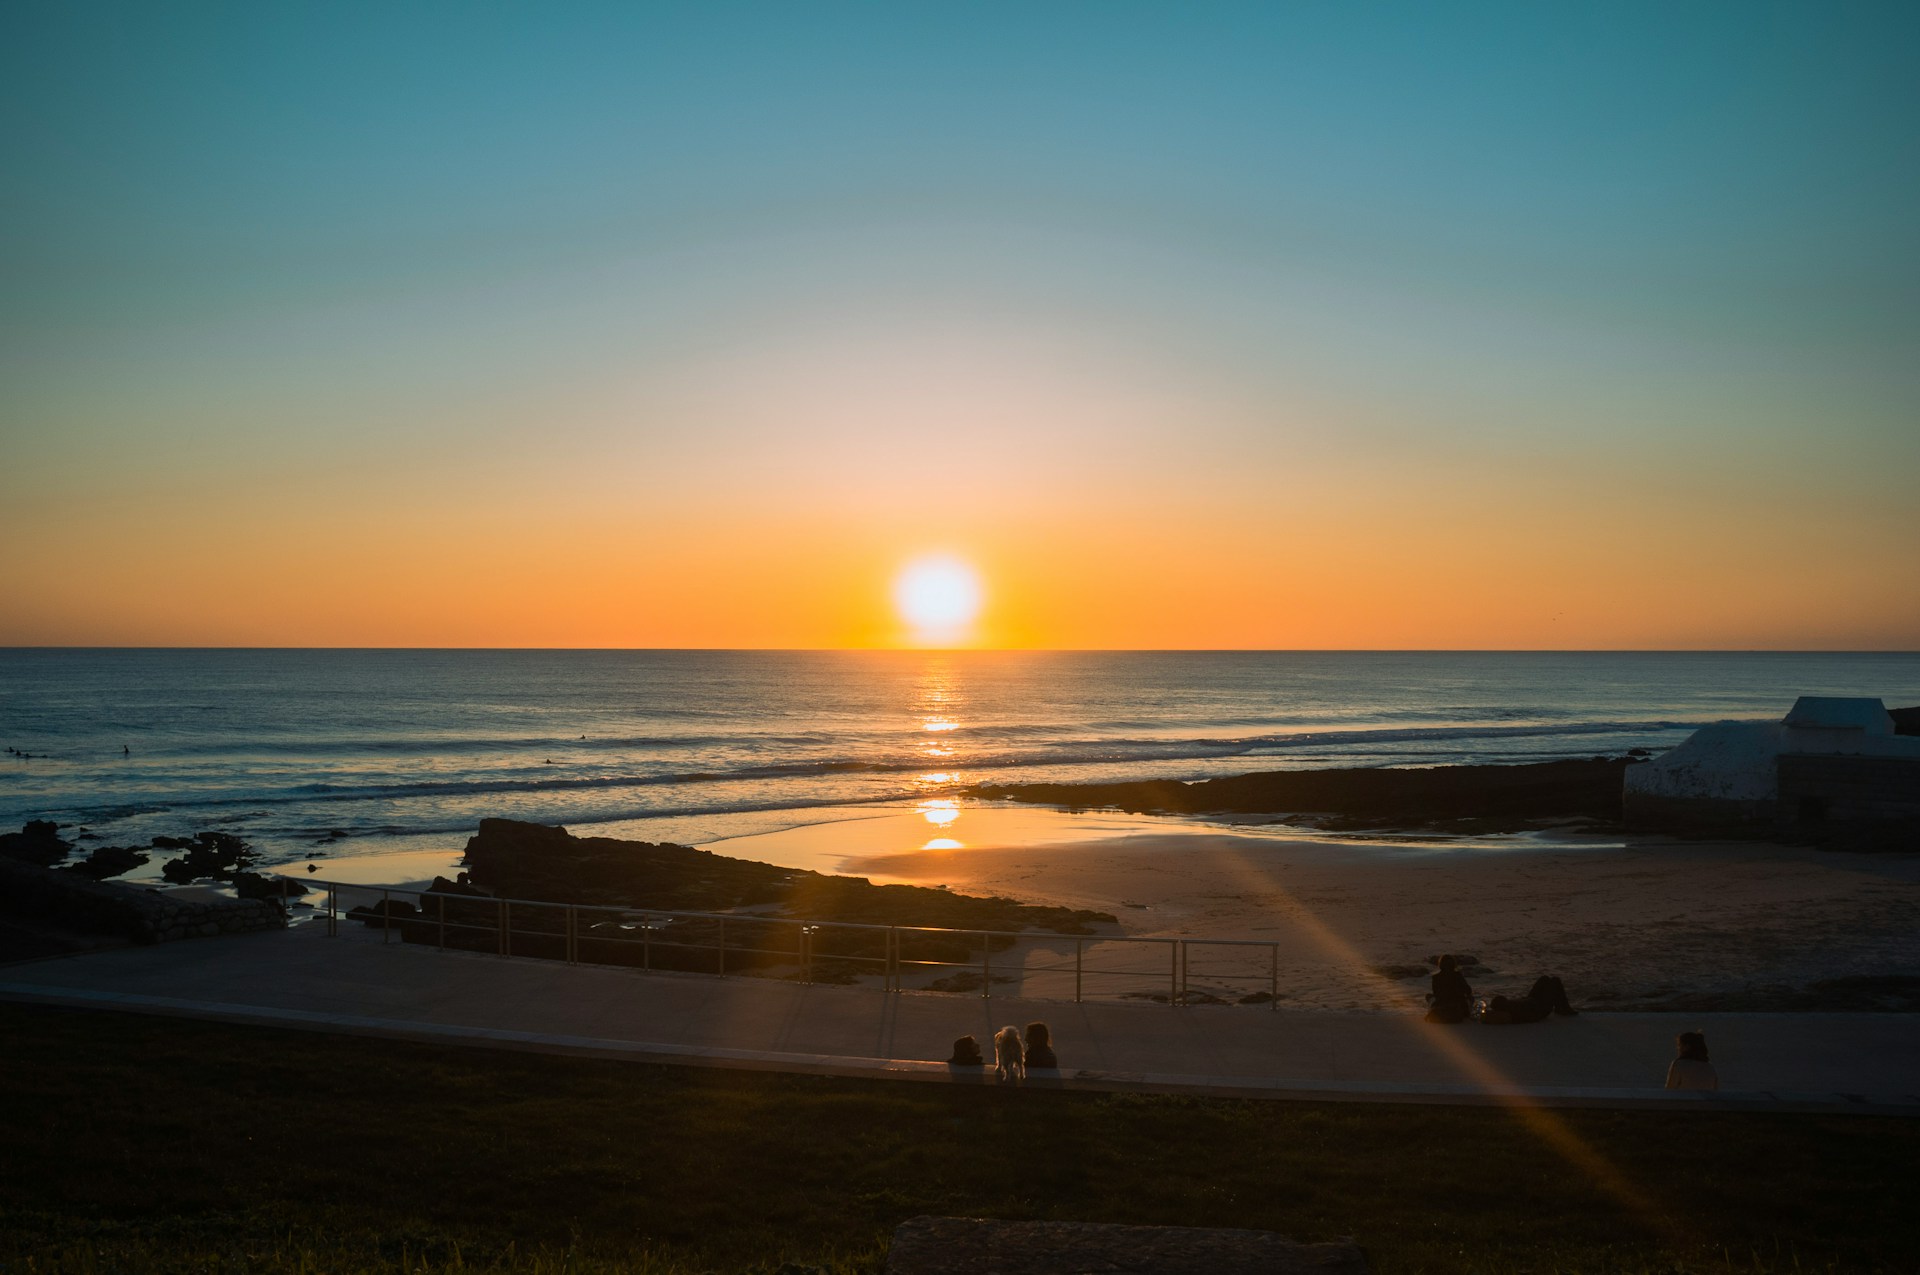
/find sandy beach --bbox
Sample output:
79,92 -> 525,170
708,803 -> 1920,1011
283,797 -> 1920,1012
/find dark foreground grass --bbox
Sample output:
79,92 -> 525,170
1,1004 -> 1914,1274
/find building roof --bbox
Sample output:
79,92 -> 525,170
1782,697 -> 1892,734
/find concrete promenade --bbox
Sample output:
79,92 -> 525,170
5,923 -> 1917,1112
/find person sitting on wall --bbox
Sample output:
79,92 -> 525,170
1023,1021 -> 1058,1070
947,1034 -> 985,1066
1425,954 -> 1474,1024
1480,975 -> 1580,1025
1665,1030 -> 1719,1091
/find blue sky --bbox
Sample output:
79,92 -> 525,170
3,2 -> 1916,646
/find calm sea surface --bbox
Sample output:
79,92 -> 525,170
3,650 -> 1916,866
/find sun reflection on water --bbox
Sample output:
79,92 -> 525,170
918,799 -> 959,827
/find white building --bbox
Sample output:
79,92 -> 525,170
1624,697 -> 1920,825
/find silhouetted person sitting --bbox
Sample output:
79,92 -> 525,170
1482,975 -> 1579,1025
1023,1021 -> 1058,1070
1425,954 -> 1474,1023
1665,1030 -> 1719,1091
947,1034 -> 985,1066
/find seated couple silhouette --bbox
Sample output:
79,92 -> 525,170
1425,954 -> 1579,1025
948,1022 -> 1057,1079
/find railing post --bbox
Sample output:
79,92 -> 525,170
326,886 -> 336,937
1075,939 -> 1083,1004
718,918 -> 727,975
982,932 -> 991,998
1270,943 -> 1279,1010
803,925 -> 813,984
1169,941 -> 1178,1007
888,928 -> 898,993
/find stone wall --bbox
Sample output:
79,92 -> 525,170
0,858 -> 286,944
1777,755 -> 1920,824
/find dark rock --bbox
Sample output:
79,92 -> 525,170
1237,991 -> 1277,1005
461,818 -> 1116,934
61,845 -> 150,880
233,871 -> 309,900
347,900 -> 420,929
381,821 -> 1117,973
922,971 -> 1017,994
883,1216 -> 1369,1275
973,758 -> 1635,828
157,831 -> 258,884
1369,964 -> 1431,981
424,874 -> 489,898
0,820 -> 72,867
0,856 -> 285,944
1892,706 -> 1920,737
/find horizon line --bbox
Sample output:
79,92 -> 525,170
4,646 -> 1918,656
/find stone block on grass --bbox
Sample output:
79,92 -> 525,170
883,1216 -> 1368,1274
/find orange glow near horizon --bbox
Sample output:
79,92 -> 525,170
0,438 -> 1914,650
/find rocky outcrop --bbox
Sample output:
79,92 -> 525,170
974,758 -> 1636,829
394,820 -> 1117,980
0,857 -> 285,944
348,899 -> 420,928
61,844 -> 150,880
0,820 -> 71,867
460,818 -> 1114,932
233,871 -> 310,900
157,831 -> 258,884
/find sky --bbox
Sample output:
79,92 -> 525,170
3,2 -> 1916,649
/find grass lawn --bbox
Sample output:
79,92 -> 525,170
1,1002 -> 1914,1273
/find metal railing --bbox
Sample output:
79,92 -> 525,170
308,879 -> 1283,1009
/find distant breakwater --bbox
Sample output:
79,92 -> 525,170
971,757 -> 1639,830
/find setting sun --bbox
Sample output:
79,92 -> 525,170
893,556 -> 983,644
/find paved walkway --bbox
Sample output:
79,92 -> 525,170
5,924 -> 1917,1112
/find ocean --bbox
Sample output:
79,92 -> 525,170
3,649 -> 1916,867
